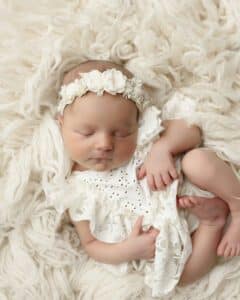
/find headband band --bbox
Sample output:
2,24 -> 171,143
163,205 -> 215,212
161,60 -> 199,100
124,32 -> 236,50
57,68 -> 148,114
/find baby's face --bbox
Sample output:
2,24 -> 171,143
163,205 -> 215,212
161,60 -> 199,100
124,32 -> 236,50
58,92 -> 138,171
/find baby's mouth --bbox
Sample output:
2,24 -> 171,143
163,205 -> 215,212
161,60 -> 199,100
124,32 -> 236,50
90,154 -> 113,160
90,157 -> 112,161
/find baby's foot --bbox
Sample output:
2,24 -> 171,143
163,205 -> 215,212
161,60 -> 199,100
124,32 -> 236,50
178,195 -> 229,228
217,212 -> 240,258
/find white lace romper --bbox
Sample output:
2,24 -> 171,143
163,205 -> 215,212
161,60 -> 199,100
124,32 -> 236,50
51,105 -> 193,297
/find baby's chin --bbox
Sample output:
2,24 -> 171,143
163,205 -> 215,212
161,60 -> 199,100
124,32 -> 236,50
89,159 -> 128,172
84,159 -> 113,172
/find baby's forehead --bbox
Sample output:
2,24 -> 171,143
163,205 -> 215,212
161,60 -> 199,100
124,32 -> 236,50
66,92 -> 138,123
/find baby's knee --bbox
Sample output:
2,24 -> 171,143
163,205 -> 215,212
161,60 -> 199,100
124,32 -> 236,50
182,148 -> 218,185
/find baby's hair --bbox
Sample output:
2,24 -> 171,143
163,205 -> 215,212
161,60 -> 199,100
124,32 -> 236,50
62,60 -> 133,86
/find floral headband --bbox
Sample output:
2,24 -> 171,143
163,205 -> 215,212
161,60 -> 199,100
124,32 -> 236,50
57,68 -> 148,114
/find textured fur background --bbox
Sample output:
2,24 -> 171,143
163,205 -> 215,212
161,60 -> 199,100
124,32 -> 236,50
0,0 -> 240,299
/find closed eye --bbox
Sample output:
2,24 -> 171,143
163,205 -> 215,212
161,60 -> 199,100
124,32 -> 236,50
114,131 -> 133,137
74,130 -> 94,137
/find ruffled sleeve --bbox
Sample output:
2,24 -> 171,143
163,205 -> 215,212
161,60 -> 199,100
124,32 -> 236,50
161,92 -> 201,127
137,105 -> 164,150
46,174 -> 111,234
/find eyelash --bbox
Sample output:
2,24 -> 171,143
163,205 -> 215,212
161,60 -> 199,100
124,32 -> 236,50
78,132 -> 93,137
75,131 -> 132,138
114,132 -> 131,138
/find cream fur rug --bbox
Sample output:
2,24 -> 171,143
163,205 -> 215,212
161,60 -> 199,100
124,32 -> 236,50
1,0 -> 240,299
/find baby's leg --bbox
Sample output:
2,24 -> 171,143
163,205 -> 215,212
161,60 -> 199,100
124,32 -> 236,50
178,196 -> 229,285
181,148 -> 240,257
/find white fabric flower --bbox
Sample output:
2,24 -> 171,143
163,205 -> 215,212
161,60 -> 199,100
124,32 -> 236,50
57,68 -> 148,114
58,79 -> 88,114
103,69 -> 127,94
81,70 -> 104,95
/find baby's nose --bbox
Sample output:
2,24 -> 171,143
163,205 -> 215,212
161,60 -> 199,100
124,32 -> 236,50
96,133 -> 114,151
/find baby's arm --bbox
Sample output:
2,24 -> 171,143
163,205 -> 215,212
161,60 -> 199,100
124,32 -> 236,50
159,119 -> 202,154
138,119 -> 202,190
72,216 -> 159,264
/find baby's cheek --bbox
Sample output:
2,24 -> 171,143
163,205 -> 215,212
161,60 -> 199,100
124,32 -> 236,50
119,141 -> 136,161
65,136 -> 85,159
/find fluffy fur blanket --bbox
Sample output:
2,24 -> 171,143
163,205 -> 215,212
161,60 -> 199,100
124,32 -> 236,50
0,0 -> 240,299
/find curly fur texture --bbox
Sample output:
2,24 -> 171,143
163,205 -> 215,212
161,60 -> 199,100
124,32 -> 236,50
0,0 -> 240,299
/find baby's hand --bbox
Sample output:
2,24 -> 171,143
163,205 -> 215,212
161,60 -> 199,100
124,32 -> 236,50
124,216 -> 159,261
137,141 -> 178,191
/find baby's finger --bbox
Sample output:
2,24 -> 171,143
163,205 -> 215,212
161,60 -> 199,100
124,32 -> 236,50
149,228 -> 160,238
137,164 -> 146,180
147,174 -> 157,191
162,172 -> 173,186
131,216 -> 144,236
169,167 -> 178,180
154,175 -> 166,190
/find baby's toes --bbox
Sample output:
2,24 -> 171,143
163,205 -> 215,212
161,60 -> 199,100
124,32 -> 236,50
217,242 -> 226,256
189,196 -> 201,205
184,197 -> 195,207
177,197 -> 185,208
231,246 -> 238,257
224,245 -> 233,258
178,198 -> 185,208
228,246 -> 235,257
233,244 -> 240,256
178,196 -> 191,208
237,244 -> 240,256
